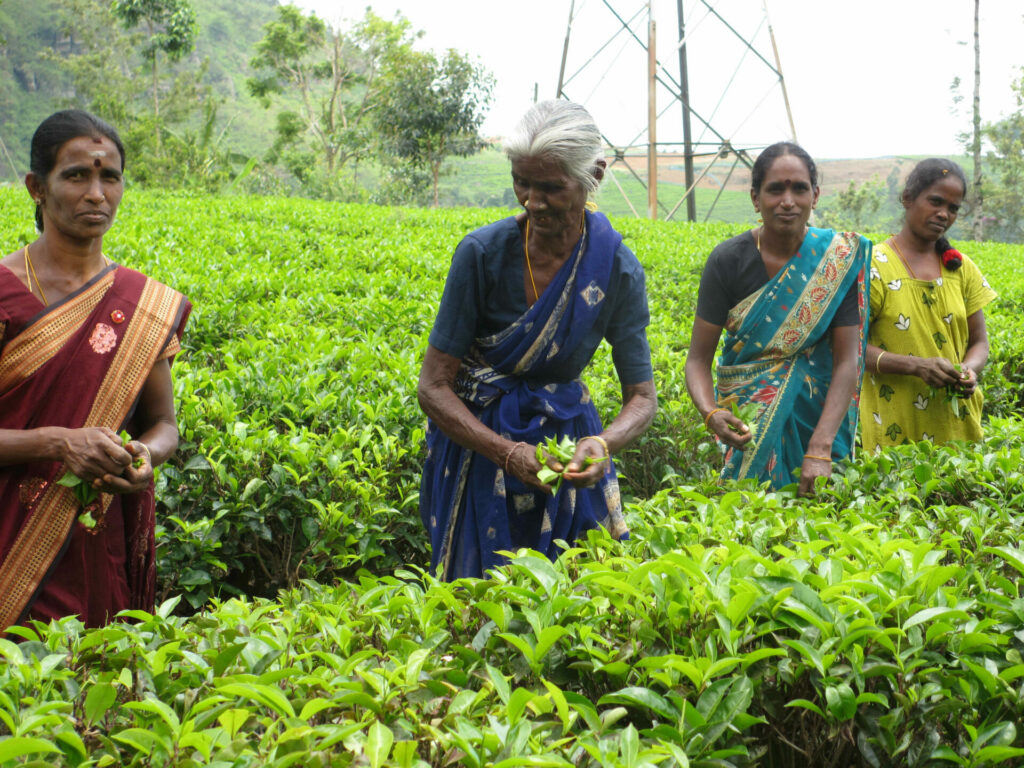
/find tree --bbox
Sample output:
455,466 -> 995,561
969,0 -> 983,239
49,0 -> 143,127
816,177 -> 884,232
50,0 -> 231,190
375,49 -> 494,206
981,72 -> 1024,242
248,6 -> 418,196
111,0 -> 197,135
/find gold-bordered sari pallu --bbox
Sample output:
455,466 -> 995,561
0,264 -> 189,630
714,228 -> 871,488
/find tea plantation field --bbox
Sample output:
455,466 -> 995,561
3,187 -> 1024,766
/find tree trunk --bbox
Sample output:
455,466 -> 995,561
150,20 -> 161,153
432,162 -> 440,207
971,0 -> 983,240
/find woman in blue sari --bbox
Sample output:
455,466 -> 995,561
418,101 -> 657,580
685,142 -> 870,495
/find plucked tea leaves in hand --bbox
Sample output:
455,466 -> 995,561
535,435 -> 600,491
729,401 -> 760,441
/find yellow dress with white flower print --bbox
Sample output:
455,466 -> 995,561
860,241 -> 997,450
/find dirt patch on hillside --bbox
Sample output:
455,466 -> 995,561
609,153 -> 922,195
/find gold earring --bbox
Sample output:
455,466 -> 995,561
523,199 -> 529,208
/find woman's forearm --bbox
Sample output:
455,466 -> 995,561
132,420 -> 179,467
808,326 -> 860,456
962,342 -> 988,374
598,380 -> 657,454
685,317 -> 726,419
807,359 -> 857,456
867,343 -> 920,378
418,378 -> 512,466
0,427 -> 67,467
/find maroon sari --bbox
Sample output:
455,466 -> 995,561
0,262 -> 190,629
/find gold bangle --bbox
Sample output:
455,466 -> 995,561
582,435 -> 610,460
503,441 -> 525,474
138,442 -> 152,463
704,407 -> 728,428
804,454 -> 832,463
875,351 -> 886,375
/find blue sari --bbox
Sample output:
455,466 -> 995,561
421,211 -> 629,580
715,228 -> 870,487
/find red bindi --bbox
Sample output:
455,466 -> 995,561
93,159 -> 101,168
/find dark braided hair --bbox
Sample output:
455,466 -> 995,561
751,141 -> 818,192
29,110 -> 125,232
901,158 -> 968,269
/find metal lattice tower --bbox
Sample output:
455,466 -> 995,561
556,0 -> 797,221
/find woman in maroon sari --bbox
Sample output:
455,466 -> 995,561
0,110 -> 190,630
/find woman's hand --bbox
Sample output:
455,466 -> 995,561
798,455 -> 832,497
94,441 -> 154,495
59,427 -> 132,482
505,442 -> 556,494
954,363 -> 978,396
562,437 -> 609,488
914,356 -> 962,388
707,409 -> 754,451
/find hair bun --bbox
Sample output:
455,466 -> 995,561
941,247 -> 963,270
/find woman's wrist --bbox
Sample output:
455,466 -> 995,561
582,434 -> 610,459
42,426 -> 71,462
806,439 -> 834,458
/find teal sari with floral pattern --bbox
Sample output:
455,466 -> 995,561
715,228 -> 871,487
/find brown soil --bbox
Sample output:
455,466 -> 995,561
608,153 -> 921,195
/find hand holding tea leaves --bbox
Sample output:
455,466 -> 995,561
945,363 -> 976,417
59,430 -> 149,526
534,435 -> 604,492
729,402 -> 760,444
706,399 -> 757,450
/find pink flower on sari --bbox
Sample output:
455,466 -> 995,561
751,386 -> 777,404
89,323 -> 117,355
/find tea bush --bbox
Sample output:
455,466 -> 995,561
6,423 -> 1024,765
3,189 -> 1024,765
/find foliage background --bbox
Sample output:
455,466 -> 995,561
3,187 -> 1024,763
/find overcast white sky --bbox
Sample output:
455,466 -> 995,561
295,1 -> 1023,159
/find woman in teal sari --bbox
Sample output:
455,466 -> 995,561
684,142 -> 870,494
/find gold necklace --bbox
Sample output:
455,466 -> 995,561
888,236 -> 919,280
23,245 -> 48,305
523,216 -> 587,305
523,220 -> 540,304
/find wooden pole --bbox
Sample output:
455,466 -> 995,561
763,0 -> 797,142
647,4 -> 657,220
676,0 -> 696,221
557,0 -> 576,97
971,0 -> 983,240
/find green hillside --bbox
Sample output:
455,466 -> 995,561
0,0 -> 279,180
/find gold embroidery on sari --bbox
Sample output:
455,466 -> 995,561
0,270 -> 116,395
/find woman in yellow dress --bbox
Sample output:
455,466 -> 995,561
861,158 -> 996,449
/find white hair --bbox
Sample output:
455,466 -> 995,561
503,100 -> 605,194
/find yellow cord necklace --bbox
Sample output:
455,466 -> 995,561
23,245 -> 48,305
523,214 -> 587,305
523,220 -> 539,304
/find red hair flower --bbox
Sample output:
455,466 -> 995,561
941,247 -> 963,270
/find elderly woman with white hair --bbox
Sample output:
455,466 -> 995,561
417,100 -> 657,580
